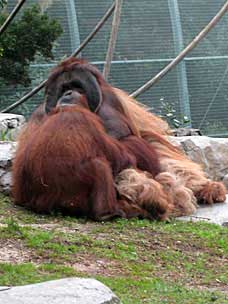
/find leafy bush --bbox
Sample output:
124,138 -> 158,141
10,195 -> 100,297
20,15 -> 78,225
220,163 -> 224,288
0,0 -> 7,9
0,5 -> 62,85
159,101 -> 190,128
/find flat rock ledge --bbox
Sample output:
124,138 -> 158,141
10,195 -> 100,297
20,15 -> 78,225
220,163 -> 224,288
178,200 -> 228,226
0,278 -> 121,304
170,136 -> 228,186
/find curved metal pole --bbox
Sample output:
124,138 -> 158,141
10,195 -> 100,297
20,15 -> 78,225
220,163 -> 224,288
130,1 -> 228,98
1,1 -> 116,113
0,0 -> 27,36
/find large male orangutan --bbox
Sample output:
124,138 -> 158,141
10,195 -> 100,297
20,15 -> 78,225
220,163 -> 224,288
13,65 -> 172,221
13,57 -> 226,220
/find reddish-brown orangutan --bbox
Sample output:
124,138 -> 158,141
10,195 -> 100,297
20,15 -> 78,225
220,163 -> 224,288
43,57 -> 161,176
42,57 -> 226,216
13,57 -> 226,221
13,90 -> 172,221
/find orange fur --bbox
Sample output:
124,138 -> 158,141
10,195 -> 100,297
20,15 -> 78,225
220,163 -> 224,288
116,169 -> 173,220
13,102 -> 163,221
155,172 -> 197,216
34,57 -> 226,219
113,88 -> 227,210
13,105 -> 138,220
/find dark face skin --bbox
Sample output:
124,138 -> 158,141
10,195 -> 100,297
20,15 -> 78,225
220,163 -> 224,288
44,58 -> 136,140
45,67 -> 102,114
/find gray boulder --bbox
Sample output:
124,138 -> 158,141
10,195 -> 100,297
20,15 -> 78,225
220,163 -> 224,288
0,113 -> 24,193
0,278 -> 121,304
0,142 -> 16,194
171,128 -> 202,137
0,113 -> 25,140
171,136 -> 228,184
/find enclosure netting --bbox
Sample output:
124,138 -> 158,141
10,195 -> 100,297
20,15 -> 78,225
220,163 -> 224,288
1,0 -> 228,136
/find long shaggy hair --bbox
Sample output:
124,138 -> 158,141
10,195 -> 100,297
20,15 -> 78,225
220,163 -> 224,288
16,57 -> 225,221
113,88 -> 227,216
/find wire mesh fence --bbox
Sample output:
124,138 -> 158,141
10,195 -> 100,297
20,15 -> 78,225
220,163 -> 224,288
1,0 -> 228,136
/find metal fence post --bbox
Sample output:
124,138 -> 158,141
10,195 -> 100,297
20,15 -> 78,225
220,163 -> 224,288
168,0 -> 192,126
66,0 -> 81,54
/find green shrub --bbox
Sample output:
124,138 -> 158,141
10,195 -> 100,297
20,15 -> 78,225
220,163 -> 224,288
0,0 -> 7,9
159,101 -> 190,128
0,4 -> 62,85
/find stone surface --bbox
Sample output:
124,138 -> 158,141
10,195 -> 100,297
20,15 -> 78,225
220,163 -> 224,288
171,128 -> 202,137
178,199 -> 228,226
0,278 -> 121,304
222,174 -> 228,190
0,113 -> 25,140
0,142 -> 16,194
171,136 -> 228,182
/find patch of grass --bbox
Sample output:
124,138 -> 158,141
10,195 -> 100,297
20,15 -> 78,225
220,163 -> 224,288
0,194 -> 228,303
98,277 -> 228,304
0,194 -> 82,225
0,194 -> 49,224
25,230 -> 54,248
0,263 -> 79,286
0,262 -> 227,303
4,217 -> 24,234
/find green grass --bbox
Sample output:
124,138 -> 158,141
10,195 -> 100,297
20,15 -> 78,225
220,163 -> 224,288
0,195 -> 228,303
99,277 -> 228,304
0,263 -> 79,286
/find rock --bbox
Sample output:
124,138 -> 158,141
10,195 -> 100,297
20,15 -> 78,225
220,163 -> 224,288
171,128 -> 202,137
0,278 -> 121,304
0,171 -> 12,194
178,199 -> 228,226
222,174 -> 228,190
0,142 -> 16,168
0,113 -> 25,141
0,142 -> 16,193
171,136 -> 228,181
